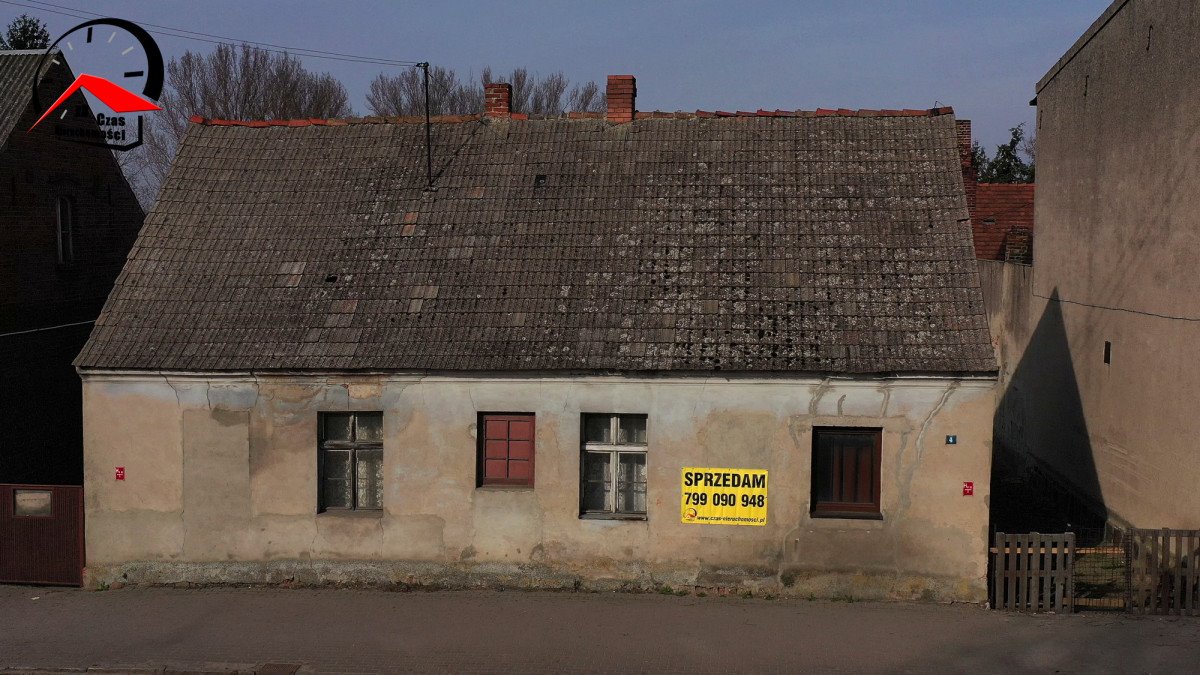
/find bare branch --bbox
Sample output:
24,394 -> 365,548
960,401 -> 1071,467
135,43 -> 352,205
369,65 -> 603,117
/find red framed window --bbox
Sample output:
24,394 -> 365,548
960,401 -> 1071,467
811,427 -> 882,519
479,414 -> 535,487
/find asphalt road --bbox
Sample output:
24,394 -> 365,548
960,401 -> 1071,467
2,585 -> 1198,673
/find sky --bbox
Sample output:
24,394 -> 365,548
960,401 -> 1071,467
1,0 -> 1112,151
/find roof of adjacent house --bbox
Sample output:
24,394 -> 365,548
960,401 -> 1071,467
973,183 -> 1035,261
0,50 -> 52,145
76,108 -> 997,375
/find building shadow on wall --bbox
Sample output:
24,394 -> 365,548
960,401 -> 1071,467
991,288 -> 1108,542
0,323 -> 90,485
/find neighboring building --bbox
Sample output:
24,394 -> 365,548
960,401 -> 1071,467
973,184 -> 1034,264
0,50 -> 144,484
997,0 -> 1199,529
76,76 -> 998,600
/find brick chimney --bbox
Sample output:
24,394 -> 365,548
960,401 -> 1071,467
606,75 -> 636,123
956,119 -> 978,224
485,82 -> 512,118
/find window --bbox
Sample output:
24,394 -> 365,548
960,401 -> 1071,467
56,196 -> 73,263
13,489 -> 53,517
318,412 -> 383,512
478,414 -> 535,487
811,427 -> 882,519
580,414 -> 648,518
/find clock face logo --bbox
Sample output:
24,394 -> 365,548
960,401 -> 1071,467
28,18 -> 163,151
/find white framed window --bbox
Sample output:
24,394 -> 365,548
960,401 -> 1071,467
580,413 -> 647,519
56,196 -> 74,263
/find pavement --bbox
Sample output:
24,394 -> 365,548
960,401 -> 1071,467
1,585 -> 1198,674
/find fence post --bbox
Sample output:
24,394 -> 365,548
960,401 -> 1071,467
992,531 -> 1003,610
1124,530 -> 1133,612
1065,531 -> 1075,613
1006,533 -> 1017,610
1185,526 -> 1195,614
1173,530 -> 1184,616
1054,533 -> 1066,613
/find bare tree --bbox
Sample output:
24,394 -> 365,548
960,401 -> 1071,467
565,80 -> 602,115
366,66 -> 605,117
366,65 -> 480,116
126,43 -> 352,207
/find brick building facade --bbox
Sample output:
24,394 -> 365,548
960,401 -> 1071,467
0,50 -> 144,484
974,184 -> 1034,263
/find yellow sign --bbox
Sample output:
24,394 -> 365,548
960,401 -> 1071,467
680,467 -> 768,526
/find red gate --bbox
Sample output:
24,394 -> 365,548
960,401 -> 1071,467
0,484 -> 84,586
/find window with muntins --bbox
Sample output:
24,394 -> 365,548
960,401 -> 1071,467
811,427 -> 882,519
318,412 -> 383,512
479,414 -> 535,487
580,414 -> 647,518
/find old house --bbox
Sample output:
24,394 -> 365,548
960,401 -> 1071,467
0,50 -> 143,485
76,76 -> 997,600
994,0 -> 1200,530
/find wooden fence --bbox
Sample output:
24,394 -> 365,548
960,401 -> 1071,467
1128,529 -> 1200,616
991,532 -> 1074,613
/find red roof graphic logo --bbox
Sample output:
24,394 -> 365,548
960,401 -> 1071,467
29,73 -> 161,131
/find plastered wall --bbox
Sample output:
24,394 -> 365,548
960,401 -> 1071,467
1028,0 -> 1200,527
82,373 -> 994,601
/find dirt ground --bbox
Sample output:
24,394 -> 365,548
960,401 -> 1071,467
1,585 -> 1198,673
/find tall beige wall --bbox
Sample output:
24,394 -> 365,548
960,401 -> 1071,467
82,373 -> 994,601
1030,0 -> 1200,527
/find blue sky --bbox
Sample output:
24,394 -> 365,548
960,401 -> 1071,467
2,0 -> 1111,151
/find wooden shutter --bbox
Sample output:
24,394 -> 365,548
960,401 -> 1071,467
811,428 -> 881,517
480,414 -> 535,486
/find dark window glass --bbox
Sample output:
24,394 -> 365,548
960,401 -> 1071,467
322,449 -> 353,509
318,412 -> 383,512
323,413 -> 352,442
617,453 -> 647,513
356,414 -> 383,443
811,428 -> 882,518
617,415 -> 647,444
584,415 -> 612,443
56,197 -> 73,263
355,448 -> 383,509
581,452 -> 612,511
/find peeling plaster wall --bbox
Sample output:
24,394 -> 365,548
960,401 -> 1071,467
82,373 -> 994,601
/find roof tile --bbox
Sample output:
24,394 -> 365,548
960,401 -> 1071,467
77,113 -> 996,374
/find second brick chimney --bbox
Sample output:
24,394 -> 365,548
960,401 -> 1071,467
485,82 -> 512,118
956,119 -> 977,224
606,75 -> 636,123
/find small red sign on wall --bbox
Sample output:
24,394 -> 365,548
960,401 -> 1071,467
962,481 -> 974,496
115,467 -> 125,481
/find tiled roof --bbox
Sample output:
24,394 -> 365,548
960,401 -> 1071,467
0,50 -> 51,146
188,106 -> 958,126
77,110 -> 997,374
973,184 -> 1035,261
